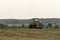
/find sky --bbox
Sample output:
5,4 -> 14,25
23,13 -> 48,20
0,0 -> 60,19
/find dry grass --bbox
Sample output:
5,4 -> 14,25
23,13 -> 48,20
0,28 -> 60,40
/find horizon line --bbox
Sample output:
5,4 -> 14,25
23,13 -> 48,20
0,18 -> 60,19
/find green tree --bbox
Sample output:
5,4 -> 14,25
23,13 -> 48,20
22,24 -> 25,28
47,23 -> 52,28
0,24 -> 7,28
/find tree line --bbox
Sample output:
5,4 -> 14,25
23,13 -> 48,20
0,23 -> 59,29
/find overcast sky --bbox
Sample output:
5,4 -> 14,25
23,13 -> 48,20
0,0 -> 60,19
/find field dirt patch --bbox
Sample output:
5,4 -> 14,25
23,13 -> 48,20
0,29 -> 60,40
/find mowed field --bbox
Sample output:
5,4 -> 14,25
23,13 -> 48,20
0,28 -> 60,40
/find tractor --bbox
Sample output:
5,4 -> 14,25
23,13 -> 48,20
29,18 -> 43,29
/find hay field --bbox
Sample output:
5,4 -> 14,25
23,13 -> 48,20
0,28 -> 60,40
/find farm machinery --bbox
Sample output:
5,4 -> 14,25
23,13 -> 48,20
29,18 -> 43,29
